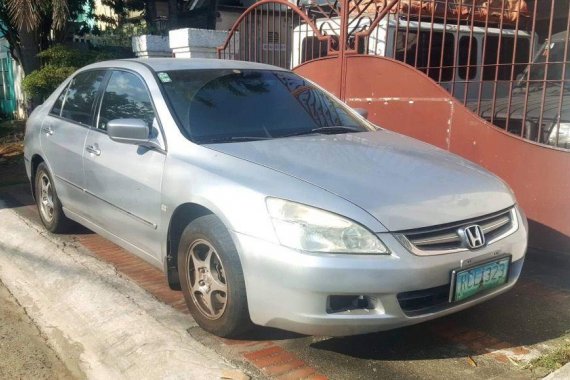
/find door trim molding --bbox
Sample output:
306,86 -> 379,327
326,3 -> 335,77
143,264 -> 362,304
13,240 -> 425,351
56,174 -> 158,230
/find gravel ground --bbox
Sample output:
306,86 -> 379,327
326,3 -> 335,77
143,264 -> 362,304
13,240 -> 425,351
0,120 -> 27,186
0,280 -> 76,379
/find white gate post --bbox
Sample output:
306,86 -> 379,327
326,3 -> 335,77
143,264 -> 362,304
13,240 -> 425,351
169,28 -> 238,59
132,35 -> 172,58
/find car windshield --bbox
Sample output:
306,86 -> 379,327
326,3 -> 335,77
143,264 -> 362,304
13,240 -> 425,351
518,39 -> 570,89
158,69 -> 370,144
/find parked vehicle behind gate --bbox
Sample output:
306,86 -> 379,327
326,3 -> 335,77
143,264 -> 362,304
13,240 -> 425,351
472,31 -> 570,149
24,58 -> 528,337
292,7 -> 533,101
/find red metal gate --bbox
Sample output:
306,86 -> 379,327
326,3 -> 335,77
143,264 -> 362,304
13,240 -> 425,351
218,0 -> 570,253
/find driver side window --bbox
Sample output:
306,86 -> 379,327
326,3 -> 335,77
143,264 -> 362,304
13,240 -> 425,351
98,70 -> 156,132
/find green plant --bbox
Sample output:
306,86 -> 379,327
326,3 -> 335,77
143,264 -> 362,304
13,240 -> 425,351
527,341 -> 570,373
37,44 -> 120,67
22,44 -> 126,99
22,65 -> 76,99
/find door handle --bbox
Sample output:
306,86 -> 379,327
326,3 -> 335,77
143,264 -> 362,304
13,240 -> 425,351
85,144 -> 101,156
41,126 -> 54,135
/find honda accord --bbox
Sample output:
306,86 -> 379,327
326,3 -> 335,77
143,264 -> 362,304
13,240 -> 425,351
24,58 -> 528,337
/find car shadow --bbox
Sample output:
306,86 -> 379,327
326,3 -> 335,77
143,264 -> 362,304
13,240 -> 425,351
0,183 -> 93,235
240,326 -> 306,341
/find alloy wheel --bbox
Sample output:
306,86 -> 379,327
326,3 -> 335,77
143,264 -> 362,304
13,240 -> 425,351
186,239 -> 228,320
39,172 -> 55,223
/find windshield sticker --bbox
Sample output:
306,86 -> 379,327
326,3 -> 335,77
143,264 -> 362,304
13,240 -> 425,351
158,72 -> 172,83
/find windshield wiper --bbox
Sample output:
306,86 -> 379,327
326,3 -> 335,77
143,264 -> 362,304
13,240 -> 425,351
282,126 -> 363,137
201,136 -> 273,144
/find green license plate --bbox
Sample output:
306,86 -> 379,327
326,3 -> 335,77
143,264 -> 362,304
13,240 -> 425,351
452,257 -> 510,302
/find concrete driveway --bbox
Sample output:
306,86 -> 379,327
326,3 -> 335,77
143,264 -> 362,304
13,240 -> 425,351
0,183 -> 569,380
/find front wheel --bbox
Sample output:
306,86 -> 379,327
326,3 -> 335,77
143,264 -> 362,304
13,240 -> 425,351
178,215 -> 252,338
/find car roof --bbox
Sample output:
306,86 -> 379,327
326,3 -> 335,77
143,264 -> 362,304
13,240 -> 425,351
83,58 -> 289,73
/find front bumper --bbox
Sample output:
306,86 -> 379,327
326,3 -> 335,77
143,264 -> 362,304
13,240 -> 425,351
231,208 -> 528,336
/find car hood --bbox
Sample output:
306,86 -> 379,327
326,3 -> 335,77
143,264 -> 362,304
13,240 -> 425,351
206,131 -> 514,231
471,86 -> 570,121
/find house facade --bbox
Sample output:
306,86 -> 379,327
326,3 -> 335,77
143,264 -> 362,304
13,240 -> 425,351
0,24 -> 24,120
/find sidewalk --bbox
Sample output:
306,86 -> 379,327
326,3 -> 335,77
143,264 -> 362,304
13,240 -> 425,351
0,202 -> 245,379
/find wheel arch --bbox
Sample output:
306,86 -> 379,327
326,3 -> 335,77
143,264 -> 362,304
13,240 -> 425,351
166,202 -> 217,290
30,154 -> 46,200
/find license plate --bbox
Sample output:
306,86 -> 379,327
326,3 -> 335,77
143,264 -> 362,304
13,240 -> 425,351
451,257 -> 510,302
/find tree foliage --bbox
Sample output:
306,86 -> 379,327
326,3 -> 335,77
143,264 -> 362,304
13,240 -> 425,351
99,0 -> 145,27
22,66 -> 76,100
7,0 -> 67,32
0,1 -> 21,65
37,44 -> 117,67
22,44 -> 123,99
0,0 -> 95,74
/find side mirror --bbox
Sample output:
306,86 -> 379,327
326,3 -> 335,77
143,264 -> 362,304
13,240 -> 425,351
107,118 -> 150,146
353,107 -> 369,119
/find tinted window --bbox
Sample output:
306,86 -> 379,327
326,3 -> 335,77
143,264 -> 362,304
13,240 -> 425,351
98,71 -> 155,131
160,69 -> 369,144
50,84 -> 68,116
301,36 -> 339,63
459,37 -> 478,80
483,36 -> 530,80
395,31 -> 455,82
61,70 -> 105,126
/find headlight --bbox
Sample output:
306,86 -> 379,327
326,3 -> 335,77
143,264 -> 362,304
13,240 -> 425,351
266,198 -> 389,254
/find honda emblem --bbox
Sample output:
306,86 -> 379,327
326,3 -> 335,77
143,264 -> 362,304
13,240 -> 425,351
464,225 -> 485,249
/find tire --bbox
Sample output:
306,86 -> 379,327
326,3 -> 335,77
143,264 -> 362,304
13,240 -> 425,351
34,162 -> 74,233
178,215 -> 252,338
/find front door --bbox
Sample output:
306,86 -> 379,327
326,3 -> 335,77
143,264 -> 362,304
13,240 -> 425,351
83,70 -> 166,262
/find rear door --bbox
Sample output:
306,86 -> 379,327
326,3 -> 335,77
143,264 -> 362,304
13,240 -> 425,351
83,69 -> 166,262
40,70 -> 106,213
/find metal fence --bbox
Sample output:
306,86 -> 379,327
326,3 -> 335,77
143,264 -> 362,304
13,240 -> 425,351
218,0 -> 570,151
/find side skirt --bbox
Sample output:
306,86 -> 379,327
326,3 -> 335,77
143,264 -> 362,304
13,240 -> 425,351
63,207 -> 164,271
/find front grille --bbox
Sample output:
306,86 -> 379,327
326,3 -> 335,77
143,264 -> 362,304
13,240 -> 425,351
397,259 -> 523,317
397,208 -> 518,256
397,285 -> 450,317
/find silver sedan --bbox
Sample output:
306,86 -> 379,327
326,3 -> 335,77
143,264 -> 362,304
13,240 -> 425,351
24,59 -> 528,337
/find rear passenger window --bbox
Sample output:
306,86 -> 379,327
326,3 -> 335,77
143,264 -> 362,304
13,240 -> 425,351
395,31 -> 455,82
50,84 -> 69,117
61,71 -> 105,126
483,36 -> 530,81
459,37 -> 478,80
97,71 -> 155,131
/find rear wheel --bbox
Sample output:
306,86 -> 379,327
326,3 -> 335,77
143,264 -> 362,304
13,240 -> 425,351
178,215 -> 252,338
35,163 -> 73,233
